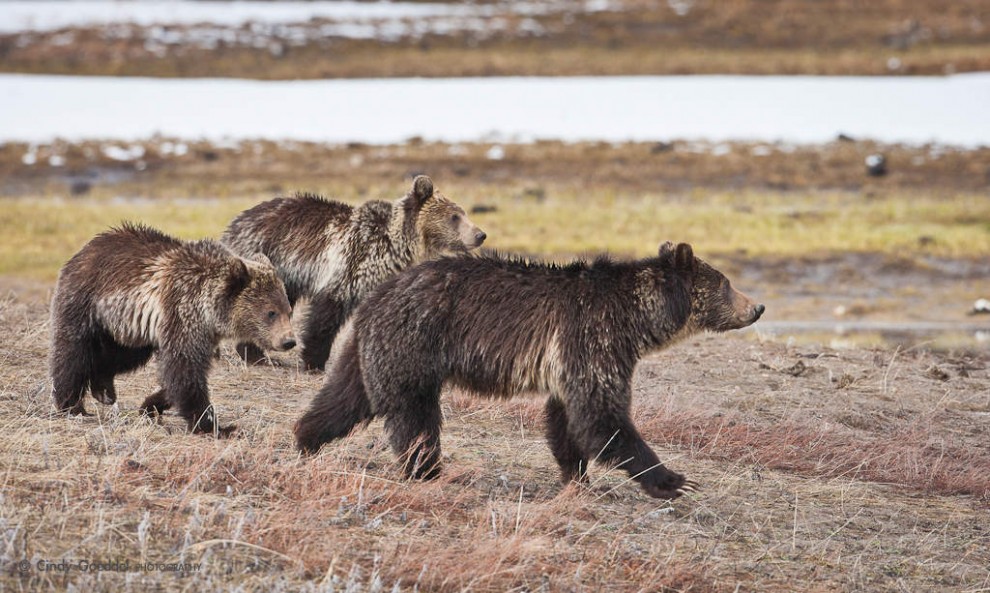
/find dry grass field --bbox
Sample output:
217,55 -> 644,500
1,138 -> 989,591
2,0 -> 989,77
1,293 -> 988,592
3,0 -> 989,587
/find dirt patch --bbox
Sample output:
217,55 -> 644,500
2,138 -> 988,198
1,285 -> 988,591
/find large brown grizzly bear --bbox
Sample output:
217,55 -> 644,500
49,223 -> 296,436
221,175 -> 486,371
295,242 -> 764,499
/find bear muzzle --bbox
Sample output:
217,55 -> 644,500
752,303 -> 766,321
730,287 -> 765,328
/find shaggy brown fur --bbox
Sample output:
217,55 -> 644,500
222,175 -> 485,370
295,242 -> 764,499
49,223 -> 295,436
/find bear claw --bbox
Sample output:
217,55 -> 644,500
680,480 -> 701,493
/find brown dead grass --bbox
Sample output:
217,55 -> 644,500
2,294 -> 989,591
4,139 -> 987,199
2,0 -> 989,77
644,409 -> 990,499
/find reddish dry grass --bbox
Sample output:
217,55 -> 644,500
3,287 -> 989,592
639,409 -> 990,500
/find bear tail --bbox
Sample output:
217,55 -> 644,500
294,326 -> 373,455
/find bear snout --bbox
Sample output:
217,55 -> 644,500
728,287 -> 764,328
280,338 -> 297,351
474,231 -> 487,246
753,303 -> 766,321
736,303 -> 765,327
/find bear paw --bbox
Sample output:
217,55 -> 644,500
192,423 -> 238,439
642,478 -> 700,500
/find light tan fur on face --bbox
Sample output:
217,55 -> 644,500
417,191 -> 486,256
233,261 -> 295,351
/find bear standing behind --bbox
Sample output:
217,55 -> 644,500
295,242 -> 764,499
49,223 -> 296,436
221,175 -> 486,370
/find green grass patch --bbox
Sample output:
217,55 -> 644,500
3,191 -> 989,281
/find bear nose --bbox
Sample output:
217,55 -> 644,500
475,231 -> 487,244
753,304 -> 765,319
281,339 -> 297,351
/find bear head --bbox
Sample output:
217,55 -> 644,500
659,241 -> 765,332
226,254 -> 296,352
407,175 -> 487,256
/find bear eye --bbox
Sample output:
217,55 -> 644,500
451,213 -> 460,223
267,310 -> 277,321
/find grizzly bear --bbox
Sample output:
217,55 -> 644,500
295,242 -> 764,499
49,223 -> 296,436
221,175 -> 486,371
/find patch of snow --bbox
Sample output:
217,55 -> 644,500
0,1 -> 621,35
486,145 -> 506,160
1,74 -> 988,146
711,143 -> 731,156
667,0 -> 693,17
101,144 -> 146,161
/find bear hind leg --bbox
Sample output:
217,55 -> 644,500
50,330 -> 93,416
90,335 -> 154,405
295,329 -> 374,454
544,396 -> 589,484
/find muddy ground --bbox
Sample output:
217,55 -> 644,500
1,278 -> 988,592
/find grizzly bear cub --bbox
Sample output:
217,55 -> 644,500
49,223 -> 295,436
295,242 -> 764,499
222,175 -> 486,370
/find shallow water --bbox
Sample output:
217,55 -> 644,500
1,73 -> 988,145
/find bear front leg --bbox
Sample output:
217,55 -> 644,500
544,396 -> 589,484
381,382 -> 444,480
234,341 -> 269,366
157,349 -> 236,438
300,290 -> 349,372
566,390 -> 692,499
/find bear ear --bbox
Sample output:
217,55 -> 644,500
658,241 -> 675,258
674,242 -> 696,274
410,175 -> 434,208
224,259 -> 251,300
248,252 -> 274,269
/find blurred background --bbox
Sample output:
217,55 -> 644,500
0,0 -> 988,350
